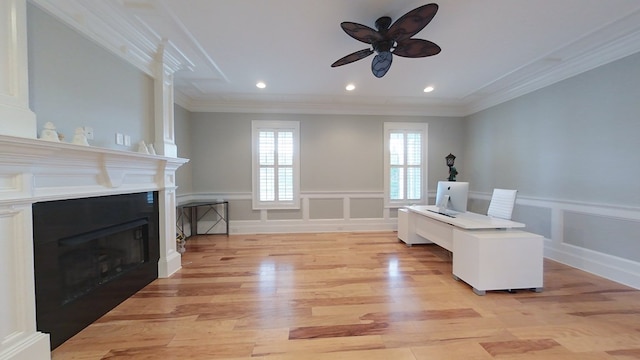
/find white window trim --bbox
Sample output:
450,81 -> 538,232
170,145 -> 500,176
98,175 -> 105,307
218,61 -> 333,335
383,122 -> 428,208
252,120 -> 300,210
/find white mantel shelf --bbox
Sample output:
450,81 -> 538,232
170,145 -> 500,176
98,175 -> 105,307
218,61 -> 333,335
0,134 -> 188,204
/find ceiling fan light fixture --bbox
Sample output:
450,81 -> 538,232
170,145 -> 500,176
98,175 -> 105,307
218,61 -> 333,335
345,83 -> 356,91
331,3 -> 441,78
424,86 -> 434,93
256,81 -> 266,89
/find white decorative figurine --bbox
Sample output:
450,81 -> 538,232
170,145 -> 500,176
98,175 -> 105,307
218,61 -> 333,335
39,122 -> 60,142
147,143 -> 156,155
72,127 -> 90,146
137,141 -> 149,154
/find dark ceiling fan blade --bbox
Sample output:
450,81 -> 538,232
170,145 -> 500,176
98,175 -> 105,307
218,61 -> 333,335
387,3 -> 439,42
332,3 -> 441,77
371,51 -> 393,78
331,48 -> 374,67
340,22 -> 384,44
393,39 -> 441,58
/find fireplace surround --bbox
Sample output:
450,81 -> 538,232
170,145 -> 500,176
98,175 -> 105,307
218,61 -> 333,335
32,192 -> 160,348
0,134 -> 187,358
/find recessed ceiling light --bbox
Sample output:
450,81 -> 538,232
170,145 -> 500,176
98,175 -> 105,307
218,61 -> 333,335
423,86 -> 434,93
345,83 -> 356,91
256,81 -> 266,89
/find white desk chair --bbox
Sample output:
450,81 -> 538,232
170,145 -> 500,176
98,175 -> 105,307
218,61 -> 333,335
487,189 -> 517,220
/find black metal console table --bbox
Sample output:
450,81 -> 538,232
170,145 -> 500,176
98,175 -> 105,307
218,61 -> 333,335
177,201 -> 229,237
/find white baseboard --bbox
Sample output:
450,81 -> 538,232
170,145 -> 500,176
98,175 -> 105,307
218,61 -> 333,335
158,250 -> 182,278
0,332 -> 50,360
545,242 -> 640,290
229,219 -> 397,235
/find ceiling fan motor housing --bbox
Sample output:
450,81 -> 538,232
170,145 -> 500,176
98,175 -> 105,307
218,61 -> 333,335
374,39 -> 395,53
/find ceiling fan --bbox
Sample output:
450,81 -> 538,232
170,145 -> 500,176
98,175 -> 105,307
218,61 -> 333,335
331,3 -> 441,78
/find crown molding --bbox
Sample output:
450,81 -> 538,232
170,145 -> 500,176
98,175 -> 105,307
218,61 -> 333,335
178,93 -> 466,117
31,0 -> 152,76
29,0 -> 194,77
29,0 -> 640,118
463,8 -> 640,115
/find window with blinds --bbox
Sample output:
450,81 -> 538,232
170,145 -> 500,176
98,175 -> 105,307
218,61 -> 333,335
384,123 -> 428,206
252,121 -> 300,209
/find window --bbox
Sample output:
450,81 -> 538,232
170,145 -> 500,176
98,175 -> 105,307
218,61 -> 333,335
384,122 -> 428,207
252,121 -> 300,209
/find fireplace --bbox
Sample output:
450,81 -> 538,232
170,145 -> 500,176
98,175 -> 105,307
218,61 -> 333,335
0,134 -> 187,359
32,192 -> 160,349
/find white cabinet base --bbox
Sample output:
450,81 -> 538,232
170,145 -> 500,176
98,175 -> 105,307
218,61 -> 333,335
452,229 -> 544,295
398,208 -> 436,246
397,208 -> 409,243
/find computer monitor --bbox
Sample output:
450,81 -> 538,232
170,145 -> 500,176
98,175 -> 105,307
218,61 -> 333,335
435,181 -> 469,213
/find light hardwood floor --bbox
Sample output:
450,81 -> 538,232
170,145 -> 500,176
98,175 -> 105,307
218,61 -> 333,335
52,232 -> 640,359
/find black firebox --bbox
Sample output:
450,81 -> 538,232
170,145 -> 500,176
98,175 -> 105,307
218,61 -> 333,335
32,192 -> 159,349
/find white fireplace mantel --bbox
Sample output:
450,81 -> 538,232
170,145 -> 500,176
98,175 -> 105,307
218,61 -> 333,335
0,135 -> 187,203
0,135 -> 188,359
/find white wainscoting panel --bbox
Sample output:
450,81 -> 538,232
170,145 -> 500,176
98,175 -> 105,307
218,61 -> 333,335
177,191 -> 400,235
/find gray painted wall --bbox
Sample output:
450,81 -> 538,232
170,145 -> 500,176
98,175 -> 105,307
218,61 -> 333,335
174,104 -> 193,195
27,4 -> 154,150
464,51 -> 640,263
187,112 -> 466,195
463,52 -> 640,207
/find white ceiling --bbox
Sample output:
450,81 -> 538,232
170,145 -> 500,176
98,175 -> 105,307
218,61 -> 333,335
32,0 -> 640,116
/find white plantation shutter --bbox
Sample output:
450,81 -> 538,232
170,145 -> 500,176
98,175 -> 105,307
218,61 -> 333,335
253,121 -> 300,209
406,132 -> 422,200
384,123 -> 428,206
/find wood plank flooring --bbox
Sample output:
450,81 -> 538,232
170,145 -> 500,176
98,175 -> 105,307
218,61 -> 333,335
52,232 -> 640,359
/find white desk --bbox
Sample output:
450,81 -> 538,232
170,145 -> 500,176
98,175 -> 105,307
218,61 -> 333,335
399,205 -> 543,295
400,205 -> 525,249
408,205 -> 526,229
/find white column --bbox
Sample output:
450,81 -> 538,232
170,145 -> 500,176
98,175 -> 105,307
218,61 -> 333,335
153,41 -> 178,158
0,1 -> 51,359
0,204 -> 51,360
0,0 -> 37,138
158,165 -> 182,277
153,42 -> 184,277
